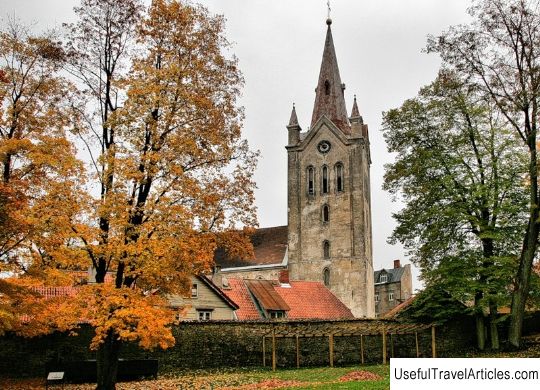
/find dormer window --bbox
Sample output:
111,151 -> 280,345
380,274 -> 388,283
324,80 -> 330,95
307,166 -> 315,196
322,166 -> 329,194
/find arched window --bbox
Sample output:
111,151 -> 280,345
323,241 -> 330,259
322,165 -> 329,194
335,163 -> 344,192
324,80 -> 330,95
323,268 -> 330,286
307,166 -> 315,196
322,204 -> 329,223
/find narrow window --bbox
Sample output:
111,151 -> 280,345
323,241 -> 330,259
323,268 -> 330,286
389,292 -> 394,302
191,284 -> 198,298
336,163 -> 344,192
324,80 -> 330,95
322,204 -> 329,223
375,294 -> 380,302
307,166 -> 315,196
322,166 -> 329,194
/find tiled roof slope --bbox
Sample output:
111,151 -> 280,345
222,278 -> 261,320
275,281 -> 354,320
215,226 -> 288,268
374,267 -> 405,284
31,286 -> 78,299
224,278 -> 354,320
383,295 -> 416,319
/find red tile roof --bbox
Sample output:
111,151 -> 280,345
275,281 -> 354,320
224,278 -> 354,320
222,278 -> 261,320
31,286 -> 78,299
215,226 -> 288,268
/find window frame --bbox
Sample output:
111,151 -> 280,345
322,204 -> 329,223
388,292 -> 394,302
191,283 -> 198,298
322,165 -> 329,194
380,274 -> 388,283
323,267 -> 330,286
197,310 -> 212,321
307,166 -> 315,196
335,162 -> 344,192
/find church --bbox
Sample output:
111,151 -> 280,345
213,17 -> 375,319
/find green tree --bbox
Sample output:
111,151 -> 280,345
427,0 -> 540,348
383,73 -> 527,350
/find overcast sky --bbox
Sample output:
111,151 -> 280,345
1,0 -> 473,290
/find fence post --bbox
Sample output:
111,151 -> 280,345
382,326 -> 387,365
272,329 -> 276,371
360,334 -> 364,365
262,336 -> 266,367
296,334 -> 300,368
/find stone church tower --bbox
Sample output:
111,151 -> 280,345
286,18 -> 375,318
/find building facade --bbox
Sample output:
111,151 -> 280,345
215,18 -> 375,318
374,260 -> 412,317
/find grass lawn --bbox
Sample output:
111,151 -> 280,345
0,365 -> 390,389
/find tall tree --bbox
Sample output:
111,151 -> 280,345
427,0 -> 540,348
383,73 -> 527,350
65,1 -> 257,389
0,21 -> 83,334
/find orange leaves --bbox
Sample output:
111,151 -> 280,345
76,284 -> 175,350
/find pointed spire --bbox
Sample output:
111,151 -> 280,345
351,95 -> 360,117
288,103 -> 299,127
310,20 -> 350,134
350,95 -> 363,124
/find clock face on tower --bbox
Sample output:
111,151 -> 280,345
317,140 -> 331,154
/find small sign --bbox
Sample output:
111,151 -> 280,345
47,372 -> 64,381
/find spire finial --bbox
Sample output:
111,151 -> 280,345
326,0 -> 332,25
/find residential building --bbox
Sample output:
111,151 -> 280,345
374,260 -> 412,317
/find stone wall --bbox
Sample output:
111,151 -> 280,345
0,317 -> 496,378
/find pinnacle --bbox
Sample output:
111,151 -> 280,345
288,103 -> 299,127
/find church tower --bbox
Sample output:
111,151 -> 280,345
286,18 -> 375,318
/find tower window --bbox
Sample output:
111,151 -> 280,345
323,241 -> 330,259
307,166 -> 315,196
335,163 -> 344,192
324,80 -> 330,95
322,166 -> 329,194
323,268 -> 330,286
322,204 -> 329,223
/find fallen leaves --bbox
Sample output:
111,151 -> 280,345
339,370 -> 382,382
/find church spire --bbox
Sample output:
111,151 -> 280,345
310,18 -> 350,134
350,95 -> 363,124
288,103 -> 299,126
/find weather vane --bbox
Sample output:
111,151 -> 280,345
327,0 -> 331,19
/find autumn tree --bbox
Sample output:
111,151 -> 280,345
64,1 -> 257,388
0,20 -> 83,334
427,0 -> 540,348
383,73 -> 528,350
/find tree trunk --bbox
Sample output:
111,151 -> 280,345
508,132 -> 540,349
474,292 -> 486,351
96,330 -> 121,390
488,298 -> 499,351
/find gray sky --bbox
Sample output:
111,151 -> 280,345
2,0 -> 473,290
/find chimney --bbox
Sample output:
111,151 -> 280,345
212,265 -> 223,288
394,259 -> 401,269
278,270 -> 290,285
